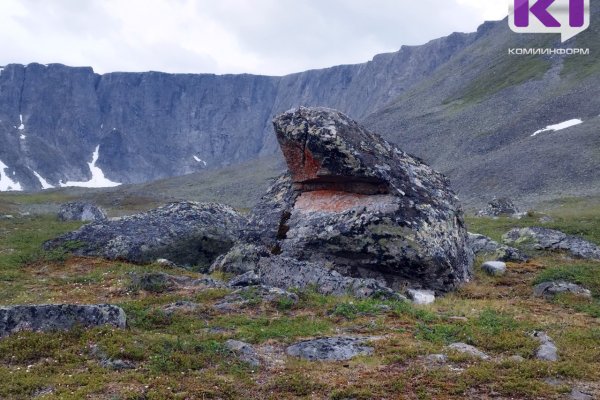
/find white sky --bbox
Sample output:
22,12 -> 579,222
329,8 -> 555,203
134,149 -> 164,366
0,0 -> 508,76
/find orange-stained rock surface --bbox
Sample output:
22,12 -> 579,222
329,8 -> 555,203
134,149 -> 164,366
279,142 -> 321,182
294,190 -> 395,213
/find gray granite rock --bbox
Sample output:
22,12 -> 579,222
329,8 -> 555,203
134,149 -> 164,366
246,107 -> 473,294
407,289 -> 436,305
534,281 -> 592,299
225,339 -> 261,367
503,227 -> 600,260
467,232 -> 528,263
286,337 -> 374,361
481,261 -> 507,276
209,243 -> 270,275
58,201 -> 107,222
447,343 -> 490,360
531,331 -> 558,361
476,198 -> 520,218
45,202 -> 245,269
0,304 -> 126,337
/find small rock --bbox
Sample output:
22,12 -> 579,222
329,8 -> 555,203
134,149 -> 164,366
209,244 -> 270,275
467,232 -> 528,263
286,337 -> 374,361
155,258 -> 177,268
425,354 -> 448,364
58,201 -> 107,222
570,388 -> 594,400
225,339 -> 260,367
0,214 -> 14,220
407,289 -> 435,305
477,198 -> 520,218
534,281 -> 592,299
448,316 -> 468,323
539,215 -> 554,224
531,331 -> 558,361
481,261 -> 507,276
447,343 -> 490,360
214,285 -> 298,311
0,304 -> 126,337
507,355 -> 525,363
228,271 -> 261,287
89,344 -> 135,371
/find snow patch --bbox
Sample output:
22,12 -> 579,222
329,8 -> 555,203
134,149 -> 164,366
17,114 -> 24,130
531,119 -> 583,137
0,159 -> 23,191
32,170 -> 54,190
193,155 -> 207,166
60,145 -> 121,188
0,67 -> 4,76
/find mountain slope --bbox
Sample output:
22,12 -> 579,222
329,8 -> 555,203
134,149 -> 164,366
0,10 -> 599,208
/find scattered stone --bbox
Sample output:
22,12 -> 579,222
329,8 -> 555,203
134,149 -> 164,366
467,232 -> 528,262
503,227 -> 600,260
58,201 -> 107,222
477,198 -> 520,218
570,388 -> 594,400
228,271 -> 261,287
162,301 -> 203,315
539,215 -> 554,224
448,316 -> 469,323
0,304 -> 126,337
534,281 -> 592,299
286,337 -> 374,361
256,256 -> 406,300
531,331 -> 558,361
155,258 -> 177,268
447,343 -> 490,360
407,289 -> 435,305
225,339 -> 261,367
89,344 -> 135,370
425,354 -> 448,364
214,285 -> 298,311
0,214 -> 14,220
45,202 -> 245,269
507,355 -> 525,363
32,387 -> 55,397
209,243 -> 270,275
245,107 -> 473,294
481,261 -> 507,276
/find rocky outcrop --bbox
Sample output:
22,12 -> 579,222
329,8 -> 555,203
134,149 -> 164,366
0,304 -> 126,337
58,202 -> 107,222
467,232 -> 528,262
503,227 -> 600,260
44,202 -> 244,269
246,107 -> 472,294
476,198 -> 521,218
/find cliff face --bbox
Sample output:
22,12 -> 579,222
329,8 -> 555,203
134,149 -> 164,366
0,27 -> 475,191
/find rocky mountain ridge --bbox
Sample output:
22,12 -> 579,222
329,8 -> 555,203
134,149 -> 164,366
1,9 -> 599,207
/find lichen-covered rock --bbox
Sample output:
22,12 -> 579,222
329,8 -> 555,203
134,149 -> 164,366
503,227 -> 600,260
246,107 -> 473,293
213,285 -> 299,312
286,337 -> 374,361
447,343 -> 490,360
534,281 -> 592,299
531,331 -> 558,361
467,232 -> 528,263
129,272 -> 225,293
0,304 -> 126,337
256,256 -> 405,300
209,243 -> 270,275
407,289 -> 435,305
225,340 -> 261,367
58,201 -> 107,222
45,202 -> 245,269
476,198 -> 520,218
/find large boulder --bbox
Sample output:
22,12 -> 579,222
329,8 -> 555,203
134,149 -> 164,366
45,202 -> 245,269
245,107 -> 472,293
58,201 -> 107,222
503,227 -> 600,260
0,304 -> 126,337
